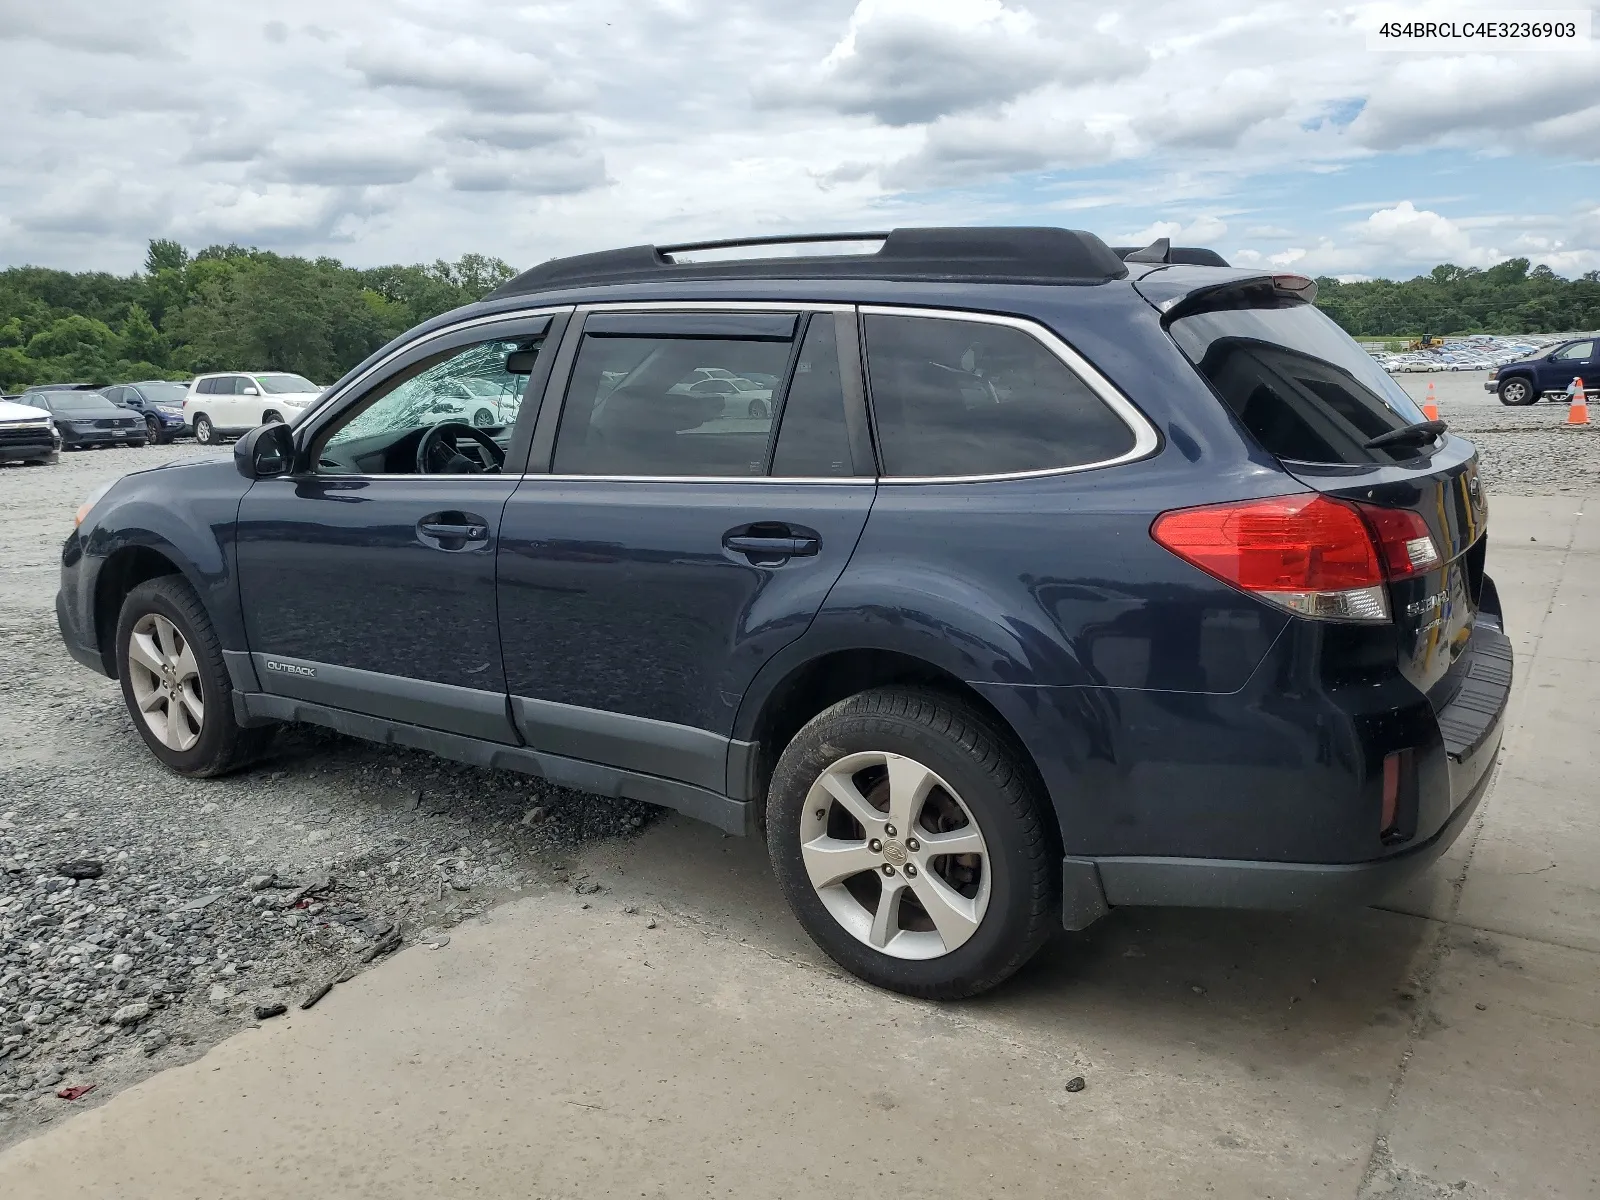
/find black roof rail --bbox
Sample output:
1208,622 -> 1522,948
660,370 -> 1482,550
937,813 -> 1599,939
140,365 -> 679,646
487,226 -> 1131,297
1112,240 -> 1231,268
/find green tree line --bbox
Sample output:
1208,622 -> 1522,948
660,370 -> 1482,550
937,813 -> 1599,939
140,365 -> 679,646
1315,259 -> 1600,338
7,243 -> 1600,394
0,238 -> 515,392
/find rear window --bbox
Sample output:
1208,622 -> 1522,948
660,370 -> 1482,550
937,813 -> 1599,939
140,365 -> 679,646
1169,301 -> 1430,465
863,314 -> 1137,477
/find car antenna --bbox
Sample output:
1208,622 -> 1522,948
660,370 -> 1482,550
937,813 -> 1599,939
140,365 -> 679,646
1123,237 -> 1172,264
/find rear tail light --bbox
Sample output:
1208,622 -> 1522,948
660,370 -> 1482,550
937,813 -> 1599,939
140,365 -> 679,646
1151,493 -> 1439,623
1354,504 -> 1441,578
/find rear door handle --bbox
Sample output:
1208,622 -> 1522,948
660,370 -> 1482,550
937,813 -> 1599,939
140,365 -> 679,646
418,513 -> 490,546
724,534 -> 819,558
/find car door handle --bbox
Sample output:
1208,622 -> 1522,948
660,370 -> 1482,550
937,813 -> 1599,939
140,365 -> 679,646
724,534 -> 819,558
419,521 -> 488,540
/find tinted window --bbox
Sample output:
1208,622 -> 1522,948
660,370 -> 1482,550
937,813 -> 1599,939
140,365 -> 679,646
197,378 -> 221,395
321,338 -> 534,473
553,334 -> 791,476
256,373 -> 318,394
137,382 -> 189,404
863,314 -> 1135,477
771,315 -> 852,477
1170,302 -> 1431,465
36,392 -> 117,415
101,387 -> 126,404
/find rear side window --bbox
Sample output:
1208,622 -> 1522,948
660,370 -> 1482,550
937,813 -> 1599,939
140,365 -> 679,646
553,332 -> 792,477
771,316 -> 853,477
863,314 -> 1136,478
198,378 -> 223,395
1169,302 -> 1430,465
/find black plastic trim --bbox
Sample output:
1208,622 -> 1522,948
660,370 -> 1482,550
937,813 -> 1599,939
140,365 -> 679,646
835,309 -> 877,476
511,695 -> 729,793
725,738 -> 761,803
250,654 -> 518,744
1060,857 -> 1111,930
581,311 -> 798,340
1089,756 -> 1495,911
236,692 -> 752,835
221,649 -> 260,693
1436,619 -> 1512,761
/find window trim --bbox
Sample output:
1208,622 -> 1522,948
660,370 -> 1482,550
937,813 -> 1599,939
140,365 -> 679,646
284,299 -> 1155,486
525,301 -> 869,482
859,305 -> 1160,485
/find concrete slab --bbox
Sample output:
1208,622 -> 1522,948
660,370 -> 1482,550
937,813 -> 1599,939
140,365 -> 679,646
1455,655 -> 1600,954
0,822 -> 1440,1200
1379,927 -> 1600,1199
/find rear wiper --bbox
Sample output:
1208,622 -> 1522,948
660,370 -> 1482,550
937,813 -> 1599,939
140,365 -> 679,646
1364,419 -> 1447,450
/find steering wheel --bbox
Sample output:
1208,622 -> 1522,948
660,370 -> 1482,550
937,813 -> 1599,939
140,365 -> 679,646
416,421 -> 506,475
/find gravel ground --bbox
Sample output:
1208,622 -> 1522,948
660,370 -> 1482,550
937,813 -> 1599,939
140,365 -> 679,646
0,444 -> 659,1147
1392,371 -> 1600,494
0,384 -> 1595,1144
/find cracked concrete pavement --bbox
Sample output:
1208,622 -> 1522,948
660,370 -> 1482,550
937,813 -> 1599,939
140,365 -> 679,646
0,495 -> 1596,1199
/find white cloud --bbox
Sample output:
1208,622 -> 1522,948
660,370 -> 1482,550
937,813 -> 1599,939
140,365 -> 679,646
758,0 -> 1146,126
3,0 -> 1600,280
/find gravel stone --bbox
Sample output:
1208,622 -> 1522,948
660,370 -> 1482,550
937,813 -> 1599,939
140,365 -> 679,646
112,1001 -> 150,1027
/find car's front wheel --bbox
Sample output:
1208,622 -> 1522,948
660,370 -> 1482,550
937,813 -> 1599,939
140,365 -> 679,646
115,576 -> 272,776
766,687 -> 1057,1000
1498,376 -> 1537,405
192,414 -> 217,444
143,414 -> 162,443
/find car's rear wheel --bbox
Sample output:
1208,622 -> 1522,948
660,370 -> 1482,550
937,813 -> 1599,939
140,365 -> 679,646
766,686 -> 1057,1000
115,576 -> 272,776
471,407 -> 495,427
192,414 -> 217,444
1498,377 -> 1536,405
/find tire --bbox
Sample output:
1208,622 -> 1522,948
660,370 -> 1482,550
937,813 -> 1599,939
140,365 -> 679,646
192,414 -> 217,445
766,686 -> 1057,1000
115,575 -> 273,777
471,407 -> 495,428
262,410 -> 283,424
1498,377 -> 1537,406
144,414 -> 161,442
747,398 -> 770,419
128,438 -> 147,449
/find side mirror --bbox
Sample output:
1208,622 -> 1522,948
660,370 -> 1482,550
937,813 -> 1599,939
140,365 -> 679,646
242,385 -> 260,396
235,422 -> 295,480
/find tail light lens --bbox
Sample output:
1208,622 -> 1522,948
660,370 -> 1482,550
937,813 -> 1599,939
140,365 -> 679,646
1354,504 -> 1441,579
1152,494 -> 1389,621
1152,494 -> 1446,622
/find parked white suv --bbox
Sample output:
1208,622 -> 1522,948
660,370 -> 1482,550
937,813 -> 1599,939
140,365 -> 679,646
183,372 -> 322,445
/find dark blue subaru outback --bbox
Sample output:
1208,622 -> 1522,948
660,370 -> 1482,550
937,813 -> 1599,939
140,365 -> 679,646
56,229 -> 1510,998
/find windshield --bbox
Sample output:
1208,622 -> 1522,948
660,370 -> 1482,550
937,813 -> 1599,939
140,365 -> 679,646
256,374 -> 318,394
138,382 -> 189,404
37,392 -> 117,414
1169,300 -> 1430,465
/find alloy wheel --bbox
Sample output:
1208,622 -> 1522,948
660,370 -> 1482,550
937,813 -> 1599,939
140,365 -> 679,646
799,750 -> 990,960
126,613 -> 205,751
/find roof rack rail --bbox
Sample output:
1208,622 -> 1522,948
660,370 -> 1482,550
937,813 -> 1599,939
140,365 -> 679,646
488,226 -> 1131,297
657,231 -> 889,256
1112,239 -> 1231,268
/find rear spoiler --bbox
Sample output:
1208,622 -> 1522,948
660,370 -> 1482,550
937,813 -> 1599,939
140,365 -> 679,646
1113,237 -> 1230,267
1136,271 -> 1318,323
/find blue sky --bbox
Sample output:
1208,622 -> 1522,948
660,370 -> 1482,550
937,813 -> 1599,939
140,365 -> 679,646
2,0 -> 1598,280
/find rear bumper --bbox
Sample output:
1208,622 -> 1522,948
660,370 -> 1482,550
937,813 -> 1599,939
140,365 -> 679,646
1050,614 -> 1511,928
1064,745 -> 1496,923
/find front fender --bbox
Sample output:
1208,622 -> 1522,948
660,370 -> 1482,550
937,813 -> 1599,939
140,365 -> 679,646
76,461 -> 251,653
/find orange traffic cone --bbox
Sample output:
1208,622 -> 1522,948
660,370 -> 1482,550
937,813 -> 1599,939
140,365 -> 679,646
1421,381 -> 1439,420
1569,377 -> 1589,426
